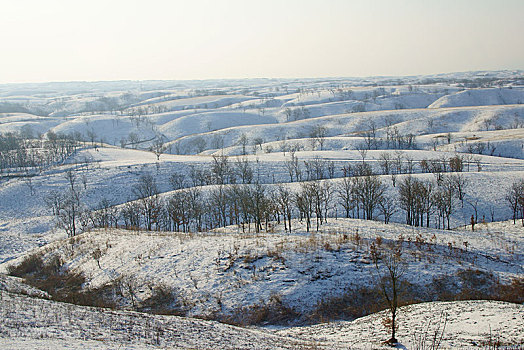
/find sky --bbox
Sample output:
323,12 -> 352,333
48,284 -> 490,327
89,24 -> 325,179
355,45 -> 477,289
0,0 -> 523,83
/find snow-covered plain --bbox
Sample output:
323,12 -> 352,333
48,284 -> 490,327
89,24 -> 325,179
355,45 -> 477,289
1,71 -> 523,348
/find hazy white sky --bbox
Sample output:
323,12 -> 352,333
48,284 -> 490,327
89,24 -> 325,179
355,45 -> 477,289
1,0 -> 523,83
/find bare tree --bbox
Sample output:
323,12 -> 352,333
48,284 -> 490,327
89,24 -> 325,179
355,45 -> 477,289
283,107 -> 292,122
433,175 -> 457,230
370,237 -> 406,345
167,190 -> 190,232
378,152 -> 392,175
188,165 -> 211,187
398,177 -> 434,227
506,179 -> 524,225
253,137 -> 264,151
449,155 -> 463,172
285,152 -> 301,182
251,182 -> 269,233
337,177 -> 355,218
23,176 -> 35,196
364,121 -> 379,150
309,124 -> 327,150
352,174 -> 386,220
234,157 -> 253,184
398,176 -> 416,225
404,155 -> 414,174
237,133 -> 249,155
45,190 -> 61,216
57,189 -> 83,237
120,201 -> 142,229
211,154 -> 232,185
91,198 -> 118,229
132,173 -> 160,231
451,173 -> 468,203
379,194 -> 398,224
169,172 -> 185,190
191,136 -> 207,153
276,183 -> 293,233
209,185 -> 229,228
55,169 -> 85,237
86,128 -> 97,146
357,145 -> 368,163
295,182 -> 315,232
304,156 -> 329,181
127,132 -> 140,149
151,136 -> 167,161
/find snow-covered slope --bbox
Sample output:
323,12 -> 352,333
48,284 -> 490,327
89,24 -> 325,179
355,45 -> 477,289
0,290 -> 521,349
429,88 -> 524,108
278,300 -> 524,349
3,218 -> 521,321
0,290 -> 315,350
1,72 -> 523,348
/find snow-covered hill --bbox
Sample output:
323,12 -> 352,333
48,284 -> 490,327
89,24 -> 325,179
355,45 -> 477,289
0,290 -> 521,349
429,88 -> 524,108
1,71 -> 523,348
278,300 -> 524,349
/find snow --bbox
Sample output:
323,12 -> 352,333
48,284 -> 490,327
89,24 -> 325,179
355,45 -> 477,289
2,218 -> 521,320
0,290 -> 315,349
1,71 -> 524,348
0,290 -> 521,349
277,300 -> 524,349
429,88 -> 524,108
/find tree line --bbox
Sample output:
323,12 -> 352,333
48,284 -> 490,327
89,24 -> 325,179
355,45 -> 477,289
47,153 -> 524,237
0,130 -> 80,174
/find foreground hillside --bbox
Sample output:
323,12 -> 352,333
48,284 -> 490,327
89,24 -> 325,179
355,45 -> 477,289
0,289 -> 521,349
0,290 -> 314,350
2,219 -> 522,325
278,300 -> 524,349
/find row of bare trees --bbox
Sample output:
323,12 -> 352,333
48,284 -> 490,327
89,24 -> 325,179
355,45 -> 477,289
81,171 -> 466,234
0,131 -> 80,174
48,151 -> 523,237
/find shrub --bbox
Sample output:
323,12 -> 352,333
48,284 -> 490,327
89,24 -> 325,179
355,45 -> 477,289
310,285 -> 385,322
493,277 -> 524,304
456,269 -> 497,300
139,284 -> 187,316
223,293 -> 299,326
7,254 -> 44,277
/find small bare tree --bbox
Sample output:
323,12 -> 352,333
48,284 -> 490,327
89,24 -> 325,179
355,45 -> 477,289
379,194 -> 398,224
337,177 -> 355,219
506,179 -> 524,225
133,173 -> 160,231
276,183 -> 293,233
379,152 -> 392,175
169,172 -> 185,190
370,237 -> 407,346
151,136 -> 167,160
237,133 -> 249,155
234,157 -> 253,184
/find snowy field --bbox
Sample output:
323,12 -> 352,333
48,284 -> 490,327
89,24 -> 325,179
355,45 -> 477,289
0,289 -> 521,349
1,71 -> 523,348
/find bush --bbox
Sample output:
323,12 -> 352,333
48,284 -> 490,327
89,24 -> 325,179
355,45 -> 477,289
430,269 -> 523,304
493,277 -> 524,304
223,294 -> 299,326
139,284 -> 187,315
310,285 -> 384,322
7,254 -> 44,277
7,253 -> 100,306
456,269 -> 497,300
